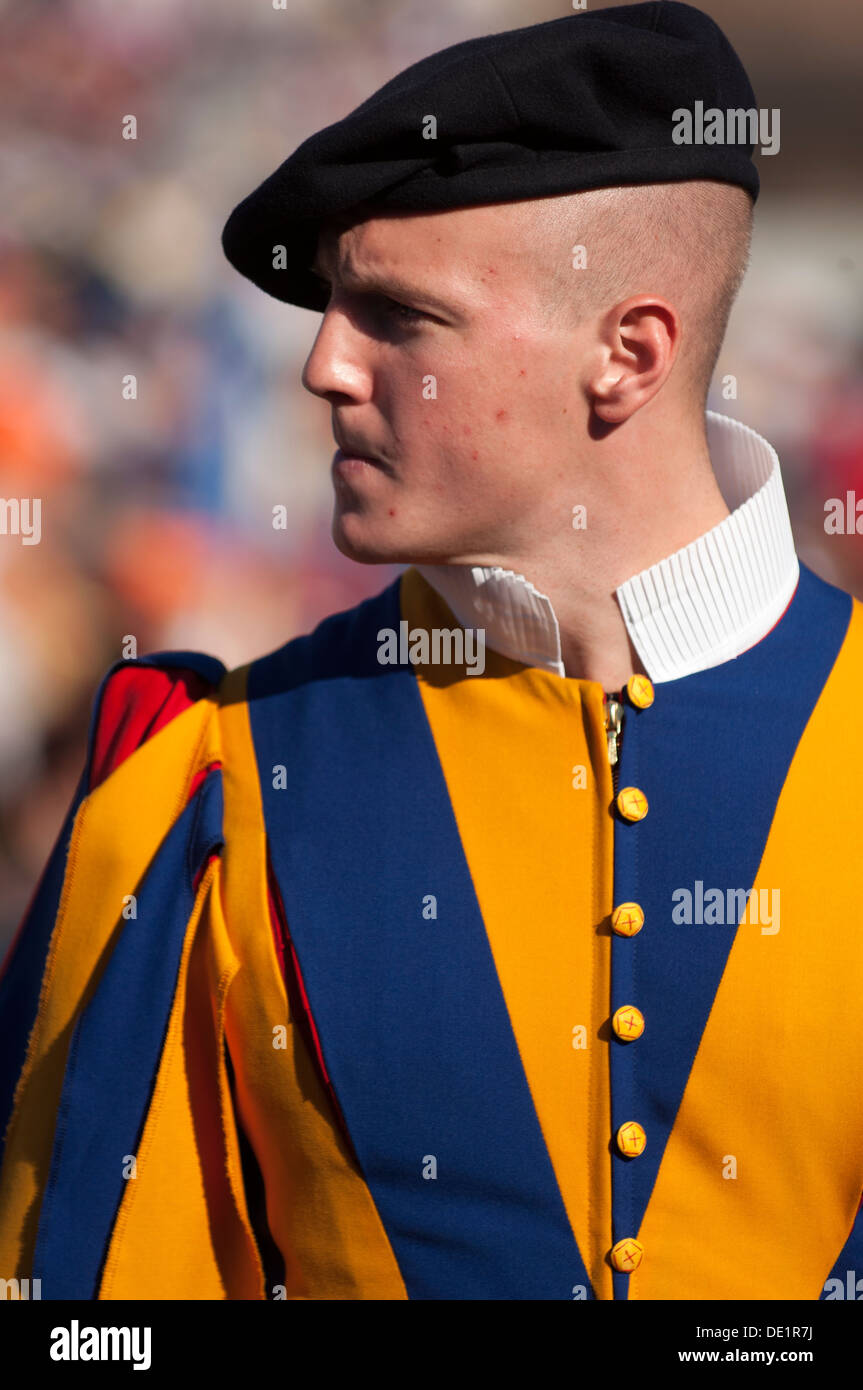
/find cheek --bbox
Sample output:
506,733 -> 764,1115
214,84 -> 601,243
383,348 -> 544,480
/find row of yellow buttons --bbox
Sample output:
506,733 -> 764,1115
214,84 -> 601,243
609,676 -> 653,1275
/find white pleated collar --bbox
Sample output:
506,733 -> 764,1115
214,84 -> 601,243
416,412 -> 799,685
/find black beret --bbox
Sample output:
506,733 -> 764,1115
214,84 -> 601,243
222,1 -> 760,311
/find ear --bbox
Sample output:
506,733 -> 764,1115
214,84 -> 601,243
588,296 -> 681,425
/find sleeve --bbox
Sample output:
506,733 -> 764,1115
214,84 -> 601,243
0,651 -> 269,1300
0,652 -> 227,1161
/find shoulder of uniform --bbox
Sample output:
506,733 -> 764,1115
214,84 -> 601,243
85,651 -> 227,792
245,577 -> 404,694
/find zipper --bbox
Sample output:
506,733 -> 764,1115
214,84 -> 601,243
604,691 -> 624,794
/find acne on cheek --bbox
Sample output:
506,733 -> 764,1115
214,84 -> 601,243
458,427 -> 481,460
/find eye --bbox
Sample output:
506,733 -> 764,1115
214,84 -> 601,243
308,274 -> 431,328
381,296 -> 426,324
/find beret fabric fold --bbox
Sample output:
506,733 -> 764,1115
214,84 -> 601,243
222,1 -> 760,311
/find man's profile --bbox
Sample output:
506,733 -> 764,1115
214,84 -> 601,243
0,1 -> 861,1302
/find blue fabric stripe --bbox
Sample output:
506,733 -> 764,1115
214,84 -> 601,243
248,577 -> 594,1300
820,1202 -> 863,1299
33,769 -> 224,1299
613,562 -> 852,1250
0,771 -> 87,1172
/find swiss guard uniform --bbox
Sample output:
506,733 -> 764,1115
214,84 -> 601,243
2,4 -> 861,1301
2,411 -> 862,1301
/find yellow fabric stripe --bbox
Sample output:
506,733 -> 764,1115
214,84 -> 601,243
100,859 -> 264,1299
401,567 -> 615,1298
217,670 -> 408,1300
632,598 -> 863,1299
0,697 -> 220,1280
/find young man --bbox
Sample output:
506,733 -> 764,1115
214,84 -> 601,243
2,3 -> 861,1301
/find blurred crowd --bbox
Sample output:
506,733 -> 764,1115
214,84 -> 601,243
0,0 -> 861,943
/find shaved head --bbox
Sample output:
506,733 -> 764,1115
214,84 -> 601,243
515,180 -> 754,405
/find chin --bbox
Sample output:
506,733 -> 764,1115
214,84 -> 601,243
331,513 -> 455,567
331,515 -> 401,566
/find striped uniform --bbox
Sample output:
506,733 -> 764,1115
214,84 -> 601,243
1,559 -> 862,1300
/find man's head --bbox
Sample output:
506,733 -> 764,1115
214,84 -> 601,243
224,5 -> 762,572
302,179 -> 753,566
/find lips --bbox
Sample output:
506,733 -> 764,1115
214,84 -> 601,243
332,449 -> 389,484
332,436 -> 392,478
334,437 -> 380,463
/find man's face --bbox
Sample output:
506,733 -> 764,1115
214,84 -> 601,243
302,202 -> 593,566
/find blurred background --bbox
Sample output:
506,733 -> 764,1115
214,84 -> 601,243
0,0 -> 861,944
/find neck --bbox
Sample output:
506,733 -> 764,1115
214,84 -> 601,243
460,418 -> 730,689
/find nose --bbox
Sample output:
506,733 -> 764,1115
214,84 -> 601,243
301,304 -> 373,404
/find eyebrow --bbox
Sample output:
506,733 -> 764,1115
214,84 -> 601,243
309,251 -> 462,319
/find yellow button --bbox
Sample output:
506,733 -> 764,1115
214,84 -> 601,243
617,1120 -> 647,1157
626,674 -> 654,709
612,1005 -> 645,1041
610,1237 -> 644,1273
611,902 -> 644,937
616,786 -> 648,821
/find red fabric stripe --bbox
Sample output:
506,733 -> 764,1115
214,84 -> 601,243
89,666 -> 214,790
191,850 -> 221,897
187,760 -> 222,805
265,848 -> 355,1154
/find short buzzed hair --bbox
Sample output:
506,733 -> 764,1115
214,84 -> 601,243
523,180 -> 754,408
